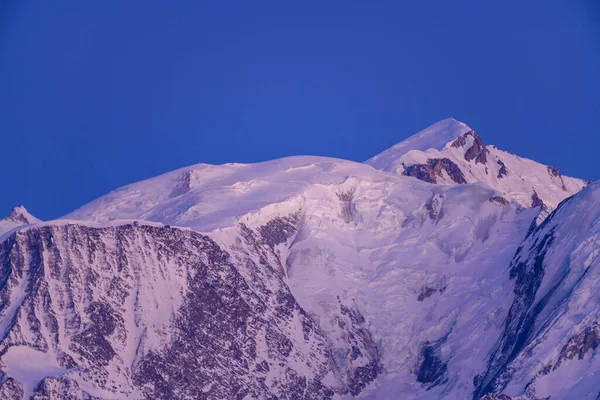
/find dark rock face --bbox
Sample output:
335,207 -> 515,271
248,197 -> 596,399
417,287 -> 437,301
233,221 -> 382,397
70,324 -> 117,367
0,378 -> 23,400
554,321 -> 600,370
68,302 -> 121,368
0,222 -> 381,399
130,233 -> 333,400
169,170 -> 194,198
425,194 -> 444,222
451,131 -> 490,165
32,377 -> 100,400
490,196 -> 509,206
238,213 -> 300,277
348,360 -> 381,396
337,190 -> 357,224
531,190 -> 546,210
479,395 -> 514,400
404,158 -> 467,185
450,133 -> 469,149
479,393 -> 550,400
258,213 -> 300,248
464,134 -> 489,165
547,166 -> 561,178
337,300 -> 383,396
497,160 -> 508,179
547,166 -> 568,191
416,338 -> 448,389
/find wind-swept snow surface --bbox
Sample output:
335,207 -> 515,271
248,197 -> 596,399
0,118 -> 596,399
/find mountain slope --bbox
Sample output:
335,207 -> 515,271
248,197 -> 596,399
474,182 -> 600,400
366,119 -> 588,221
0,222 -> 380,399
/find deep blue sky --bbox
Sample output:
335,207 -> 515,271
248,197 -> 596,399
1,1 -> 598,220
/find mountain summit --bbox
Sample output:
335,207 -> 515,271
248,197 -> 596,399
366,117 -> 472,169
0,205 -> 41,236
366,118 -> 587,220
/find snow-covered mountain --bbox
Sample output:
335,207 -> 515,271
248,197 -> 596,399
0,119 -> 597,400
366,118 -> 588,221
0,206 -> 41,237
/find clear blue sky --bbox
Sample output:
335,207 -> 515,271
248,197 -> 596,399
1,1 -> 598,220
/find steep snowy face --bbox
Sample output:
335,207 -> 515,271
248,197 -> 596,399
472,182 -> 600,400
0,222 -> 381,399
366,119 -> 587,221
0,206 -> 41,237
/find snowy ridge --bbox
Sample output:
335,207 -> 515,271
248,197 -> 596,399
66,156 -> 409,232
366,118 -> 472,172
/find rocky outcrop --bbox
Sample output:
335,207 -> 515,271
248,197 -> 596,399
337,189 -> 357,224
237,213 -> 300,277
478,395 -> 550,400
425,194 -> 444,222
404,158 -> 467,184
490,196 -> 509,206
479,393 -> 550,400
32,377 -> 100,400
547,166 -> 568,191
554,321 -> 600,370
451,131 -> 490,165
130,238 -> 333,400
547,166 -> 561,178
531,190 -> 545,210
417,287 -> 437,301
464,135 -> 489,165
479,395 -> 513,400
497,160 -> 508,178
0,378 -> 23,400
258,213 -> 300,248
336,300 -> 383,396
169,170 -> 194,198
416,336 -> 448,389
